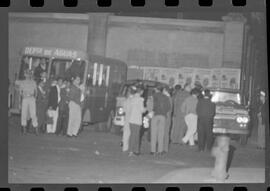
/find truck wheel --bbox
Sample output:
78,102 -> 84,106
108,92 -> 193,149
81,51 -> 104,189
239,134 -> 248,146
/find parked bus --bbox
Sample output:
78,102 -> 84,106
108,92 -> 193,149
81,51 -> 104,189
10,46 -> 127,128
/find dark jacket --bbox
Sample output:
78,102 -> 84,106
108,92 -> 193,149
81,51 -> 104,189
196,97 -> 216,119
153,92 -> 171,117
47,85 -> 60,110
259,102 -> 267,125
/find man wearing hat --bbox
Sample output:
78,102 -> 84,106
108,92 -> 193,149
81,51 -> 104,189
15,69 -> 38,134
196,89 -> 216,152
257,90 -> 266,149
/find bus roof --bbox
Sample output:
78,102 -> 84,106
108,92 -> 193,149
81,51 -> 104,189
21,46 -> 88,60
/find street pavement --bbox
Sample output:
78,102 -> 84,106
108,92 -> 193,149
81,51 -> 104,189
8,116 -> 265,183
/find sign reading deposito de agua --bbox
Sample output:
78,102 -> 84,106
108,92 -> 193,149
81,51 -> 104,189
22,47 -> 86,60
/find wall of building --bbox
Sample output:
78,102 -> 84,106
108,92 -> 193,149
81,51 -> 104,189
105,16 -> 225,70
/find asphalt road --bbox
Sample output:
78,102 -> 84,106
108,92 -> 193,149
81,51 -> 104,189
8,116 -> 265,183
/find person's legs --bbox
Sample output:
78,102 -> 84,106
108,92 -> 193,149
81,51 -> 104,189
72,103 -> 81,136
182,114 -> 192,144
151,116 -> 158,153
134,124 -> 141,153
163,116 -> 170,152
21,98 -> 28,127
129,123 -> 136,153
51,107 -> 59,133
179,115 -> 187,142
122,122 -> 131,151
197,118 -> 205,151
157,116 -> 166,153
46,109 -> 54,133
257,116 -> 265,148
170,116 -> 180,143
187,114 -> 197,146
67,102 -> 74,136
205,119 -> 214,151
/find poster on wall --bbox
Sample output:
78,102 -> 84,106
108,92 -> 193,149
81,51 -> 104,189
181,67 -> 195,88
143,67 -> 160,81
211,68 -> 222,88
177,68 -> 185,87
220,68 -> 241,89
159,67 -> 178,87
194,68 -> 212,88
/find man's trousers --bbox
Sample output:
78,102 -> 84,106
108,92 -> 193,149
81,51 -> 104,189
151,115 -> 166,153
21,97 -> 38,128
171,114 -> 186,144
197,117 -> 213,151
122,121 -> 131,152
182,113 -> 198,146
67,101 -> 82,136
129,123 -> 141,153
47,108 -> 59,133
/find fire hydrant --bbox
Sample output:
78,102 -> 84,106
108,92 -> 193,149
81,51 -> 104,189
211,135 -> 230,182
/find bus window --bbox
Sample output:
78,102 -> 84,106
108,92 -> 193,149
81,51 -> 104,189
86,63 -> 94,87
98,64 -> 104,86
105,66 -> 110,87
51,59 -> 86,81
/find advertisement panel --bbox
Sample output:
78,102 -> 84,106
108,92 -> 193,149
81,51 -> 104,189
194,68 -> 212,88
141,66 -> 240,90
220,68 -> 241,89
211,68 -> 222,88
143,67 -> 160,81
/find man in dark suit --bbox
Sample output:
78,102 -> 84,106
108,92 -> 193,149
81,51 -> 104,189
46,77 -> 63,133
196,89 -> 216,152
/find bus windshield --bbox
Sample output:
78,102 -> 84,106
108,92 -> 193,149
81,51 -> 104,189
50,59 -> 86,81
19,56 -> 49,80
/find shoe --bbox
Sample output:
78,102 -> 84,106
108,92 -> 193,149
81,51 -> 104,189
150,152 -> 155,155
120,142 -> 123,147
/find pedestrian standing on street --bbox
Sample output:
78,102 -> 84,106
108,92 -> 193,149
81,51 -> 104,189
47,77 -> 62,133
257,90 -> 266,149
36,80 -> 48,134
196,89 -> 216,152
151,86 -> 171,156
67,76 -> 83,137
126,86 -> 145,156
181,88 -> 199,146
122,87 -> 133,152
55,79 -> 70,136
15,69 -> 38,134
170,84 -> 191,144
163,87 -> 173,153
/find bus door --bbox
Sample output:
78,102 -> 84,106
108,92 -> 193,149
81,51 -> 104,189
83,62 -> 110,123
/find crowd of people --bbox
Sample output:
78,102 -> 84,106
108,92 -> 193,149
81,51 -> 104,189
15,69 -> 85,137
121,83 -> 217,157
13,66 -> 267,153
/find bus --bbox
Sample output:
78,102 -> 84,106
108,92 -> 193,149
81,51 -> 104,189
10,46 -> 127,128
